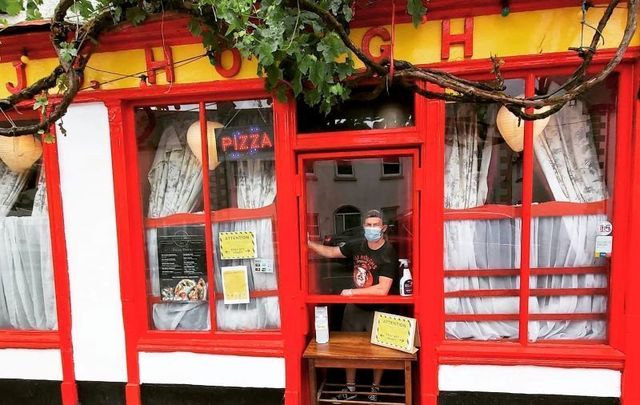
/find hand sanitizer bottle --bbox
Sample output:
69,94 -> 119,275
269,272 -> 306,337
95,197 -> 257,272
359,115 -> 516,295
315,306 -> 329,344
399,259 -> 413,297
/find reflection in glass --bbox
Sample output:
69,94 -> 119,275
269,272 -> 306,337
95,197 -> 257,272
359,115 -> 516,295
305,157 -> 413,295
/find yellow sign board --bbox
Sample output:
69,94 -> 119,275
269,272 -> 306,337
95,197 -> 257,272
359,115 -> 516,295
219,231 -> 257,260
221,265 -> 250,304
371,311 -> 420,354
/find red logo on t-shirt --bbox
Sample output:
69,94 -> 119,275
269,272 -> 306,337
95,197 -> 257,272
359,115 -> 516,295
352,255 -> 377,288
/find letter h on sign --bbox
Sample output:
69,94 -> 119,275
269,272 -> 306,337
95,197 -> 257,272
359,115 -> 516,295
441,18 -> 474,61
144,46 -> 175,85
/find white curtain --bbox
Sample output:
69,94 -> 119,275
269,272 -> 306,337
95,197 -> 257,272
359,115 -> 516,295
147,119 -> 209,330
529,100 -> 608,340
0,160 -> 57,330
214,159 -> 281,331
444,104 -> 521,340
445,101 -> 608,341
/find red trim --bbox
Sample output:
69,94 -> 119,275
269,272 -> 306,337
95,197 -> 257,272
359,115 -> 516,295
350,0 -> 611,28
622,59 -> 640,405
305,295 -> 415,304
137,336 -> 284,357
443,200 -> 606,221
445,288 -> 608,298
0,331 -> 59,349
444,266 -> 608,278
43,127 -> 78,405
445,313 -> 607,322
438,342 -> 625,370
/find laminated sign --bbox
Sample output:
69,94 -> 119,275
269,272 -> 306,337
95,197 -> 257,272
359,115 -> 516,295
370,312 -> 420,354
221,265 -> 250,304
219,231 -> 257,260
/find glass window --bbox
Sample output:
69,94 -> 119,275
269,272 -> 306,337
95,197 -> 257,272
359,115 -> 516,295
0,129 -> 57,330
136,99 -> 280,332
305,156 -> 413,295
527,75 -> 616,342
381,157 -> 402,178
335,160 -> 355,178
443,75 -> 617,343
297,86 -> 415,133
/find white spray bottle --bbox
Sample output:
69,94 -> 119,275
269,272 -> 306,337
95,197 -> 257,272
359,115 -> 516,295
399,259 -> 413,297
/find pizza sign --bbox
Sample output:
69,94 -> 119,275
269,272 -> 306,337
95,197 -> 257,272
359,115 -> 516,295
217,126 -> 274,160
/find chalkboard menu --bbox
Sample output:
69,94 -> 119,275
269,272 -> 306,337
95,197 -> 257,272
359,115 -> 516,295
157,225 -> 208,302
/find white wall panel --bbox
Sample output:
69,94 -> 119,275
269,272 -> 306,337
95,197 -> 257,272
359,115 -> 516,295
139,352 -> 285,388
439,365 -> 621,397
0,349 -> 62,380
57,103 -> 127,382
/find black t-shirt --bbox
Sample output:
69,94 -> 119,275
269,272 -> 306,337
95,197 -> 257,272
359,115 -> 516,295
339,239 -> 398,291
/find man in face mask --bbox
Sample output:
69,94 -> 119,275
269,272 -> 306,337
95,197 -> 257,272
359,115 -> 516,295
308,209 -> 398,402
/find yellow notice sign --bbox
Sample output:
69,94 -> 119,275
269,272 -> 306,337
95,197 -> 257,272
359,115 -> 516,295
371,312 -> 420,354
221,265 -> 250,304
219,231 -> 257,260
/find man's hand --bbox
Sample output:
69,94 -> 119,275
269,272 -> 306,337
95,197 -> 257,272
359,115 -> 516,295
340,289 -> 353,296
343,277 -> 393,296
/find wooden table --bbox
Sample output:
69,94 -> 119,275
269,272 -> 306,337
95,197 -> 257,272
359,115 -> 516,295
303,332 -> 417,404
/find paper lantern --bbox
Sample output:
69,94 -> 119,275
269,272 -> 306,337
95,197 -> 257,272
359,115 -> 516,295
0,135 -> 43,173
376,102 -> 408,129
186,120 -> 223,169
496,98 -> 551,152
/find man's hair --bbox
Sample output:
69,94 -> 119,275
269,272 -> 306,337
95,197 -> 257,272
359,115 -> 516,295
365,209 -> 383,223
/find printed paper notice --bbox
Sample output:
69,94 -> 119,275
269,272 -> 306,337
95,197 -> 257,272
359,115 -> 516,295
219,231 -> 257,260
595,235 -> 613,258
221,265 -> 250,304
370,312 -> 420,354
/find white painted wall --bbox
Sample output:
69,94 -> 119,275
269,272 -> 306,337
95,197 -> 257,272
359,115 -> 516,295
139,352 -> 285,388
57,103 -> 128,382
0,349 -> 62,380
439,365 -> 621,398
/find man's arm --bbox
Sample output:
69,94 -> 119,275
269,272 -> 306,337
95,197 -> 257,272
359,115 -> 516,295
341,276 -> 393,296
308,240 -> 346,259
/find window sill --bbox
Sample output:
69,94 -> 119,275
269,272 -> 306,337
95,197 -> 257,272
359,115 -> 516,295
0,330 -> 60,349
333,176 -> 357,181
306,294 -> 414,305
138,331 -> 284,357
437,340 -> 625,370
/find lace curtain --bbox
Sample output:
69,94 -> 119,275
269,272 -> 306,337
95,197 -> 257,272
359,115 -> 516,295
0,160 -> 57,330
445,101 -> 608,341
213,159 -> 280,331
147,117 -> 209,330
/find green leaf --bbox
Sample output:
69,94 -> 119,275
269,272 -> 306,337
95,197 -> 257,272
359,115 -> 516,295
188,17 -> 203,37
0,0 -> 22,16
125,7 -> 147,26
33,94 -> 48,115
58,42 -> 78,65
406,0 -> 426,27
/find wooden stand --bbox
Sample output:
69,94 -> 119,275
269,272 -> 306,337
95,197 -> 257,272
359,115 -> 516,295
303,332 -> 417,404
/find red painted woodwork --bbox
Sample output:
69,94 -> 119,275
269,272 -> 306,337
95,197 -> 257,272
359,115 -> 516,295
144,46 -> 175,85
445,313 -> 608,322
361,27 -> 392,63
440,18 -> 473,60
444,288 -> 609,298
443,200 -> 606,220
444,266 -> 608,278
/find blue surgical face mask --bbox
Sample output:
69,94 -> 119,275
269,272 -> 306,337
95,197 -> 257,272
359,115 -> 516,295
364,226 -> 383,242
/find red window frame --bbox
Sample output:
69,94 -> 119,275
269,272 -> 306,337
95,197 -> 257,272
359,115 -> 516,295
298,148 -> 421,305
0,107 -> 77,404
433,62 -> 634,370
110,81 -> 289,357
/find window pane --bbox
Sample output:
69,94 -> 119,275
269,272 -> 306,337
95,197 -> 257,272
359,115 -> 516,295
0,137 -> 57,331
528,76 -> 616,342
306,156 -> 413,295
204,100 -> 281,331
297,86 -> 415,133
444,79 -> 524,341
136,104 -> 209,331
